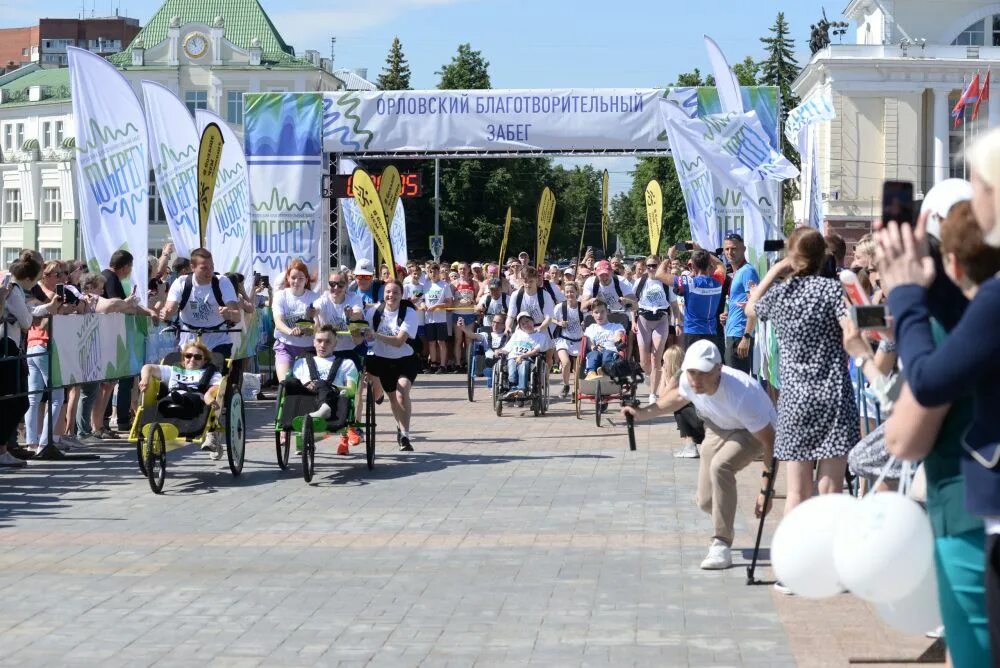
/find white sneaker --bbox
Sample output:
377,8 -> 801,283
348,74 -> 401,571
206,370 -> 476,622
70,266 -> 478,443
773,581 -> 794,595
675,442 -> 700,458
0,451 -> 27,467
647,392 -> 658,405
700,539 -> 732,570
204,432 -> 223,461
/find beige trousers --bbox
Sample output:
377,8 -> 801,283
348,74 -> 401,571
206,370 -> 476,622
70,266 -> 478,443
695,417 -> 763,545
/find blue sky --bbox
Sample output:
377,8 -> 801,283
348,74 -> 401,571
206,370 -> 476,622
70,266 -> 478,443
1,0 -> 838,193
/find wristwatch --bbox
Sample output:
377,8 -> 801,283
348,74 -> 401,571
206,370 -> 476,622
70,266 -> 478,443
742,333 -> 751,340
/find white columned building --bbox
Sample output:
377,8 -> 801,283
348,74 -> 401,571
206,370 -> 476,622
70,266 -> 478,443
793,0 -> 1000,253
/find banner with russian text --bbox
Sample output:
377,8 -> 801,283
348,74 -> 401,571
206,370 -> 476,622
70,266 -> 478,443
142,81 -> 200,258
68,46 -> 149,305
196,110 -> 252,294
49,313 -> 148,386
645,180 -> 663,255
352,168 -> 396,279
245,93 -> 323,285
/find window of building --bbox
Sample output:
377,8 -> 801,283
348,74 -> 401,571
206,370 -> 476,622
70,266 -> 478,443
14,124 -> 23,150
21,48 -> 28,57
42,188 -> 61,223
226,91 -> 244,125
3,125 -> 11,151
3,247 -> 21,268
953,18 -> 986,45
42,121 -> 51,148
42,248 -> 61,261
185,91 -> 208,113
3,189 -> 22,224
55,121 -> 64,146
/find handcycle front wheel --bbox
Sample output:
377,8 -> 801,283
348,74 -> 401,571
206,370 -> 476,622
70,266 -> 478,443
145,423 -> 167,494
595,383 -> 603,428
136,437 -> 148,476
302,416 -> 316,483
226,390 -> 246,477
365,380 -> 376,471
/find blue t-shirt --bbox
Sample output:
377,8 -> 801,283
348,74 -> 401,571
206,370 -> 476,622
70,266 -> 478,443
725,263 -> 760,337
674,275 -> 722,335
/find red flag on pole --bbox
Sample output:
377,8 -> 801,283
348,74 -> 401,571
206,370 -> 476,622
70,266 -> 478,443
953,72 -> 981,128
974,70 -> 991,121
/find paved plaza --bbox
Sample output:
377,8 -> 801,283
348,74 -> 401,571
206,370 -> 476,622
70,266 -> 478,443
0,375 -> 938,667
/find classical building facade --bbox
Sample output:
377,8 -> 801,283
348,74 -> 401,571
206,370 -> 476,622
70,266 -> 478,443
0,0 -> 372,267
793,1 -> 1000,250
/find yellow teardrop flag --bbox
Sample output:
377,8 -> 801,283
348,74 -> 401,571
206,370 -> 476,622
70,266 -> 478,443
197,123 -> 225,249
601,169 -> 609,252
536,188 -> 556,267
378,165 -> 402,229
576,206 -> 588,268
645,180 -> 663,256
352,168 -> 396,280
498,206 -> 512,269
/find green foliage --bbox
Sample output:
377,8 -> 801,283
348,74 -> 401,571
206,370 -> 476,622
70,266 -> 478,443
732,56 -> 761,86
436,43 -> 491,90
377,37 -> 411,91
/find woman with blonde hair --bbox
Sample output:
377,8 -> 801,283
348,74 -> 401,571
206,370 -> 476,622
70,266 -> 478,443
660,344 -> 704,459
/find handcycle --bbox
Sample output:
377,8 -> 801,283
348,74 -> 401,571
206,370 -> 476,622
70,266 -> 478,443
129,323 -> 245,494
573,310 -> 637,426
490,351 -> 550,418
272,342 -> 376,482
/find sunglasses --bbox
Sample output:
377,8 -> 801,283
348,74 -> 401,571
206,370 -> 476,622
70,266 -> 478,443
645,264 -> 657,270
46,270 -> 67,277
329,281 -> 345,288
725,233 -> 744,243
183,353 -> 204,361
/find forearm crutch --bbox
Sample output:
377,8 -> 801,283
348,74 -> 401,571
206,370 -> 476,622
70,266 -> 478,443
746,458 -> 778,585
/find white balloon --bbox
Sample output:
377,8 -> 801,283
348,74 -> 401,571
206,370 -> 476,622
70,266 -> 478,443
772,494 -> 859,599
875,563 -> 942,635
833,492 -> 934,603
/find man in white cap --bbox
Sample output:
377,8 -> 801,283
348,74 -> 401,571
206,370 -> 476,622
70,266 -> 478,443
623,340 -> 776,570
349,258 -> 384,308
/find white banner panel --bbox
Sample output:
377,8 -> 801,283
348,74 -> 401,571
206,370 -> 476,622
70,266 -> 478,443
342,198 -> 374,266
142,81 -> 200,258
390,199 -> 407,266
68,46 -> 149,304
196,110 -> 253,294
323,89 -> 666,153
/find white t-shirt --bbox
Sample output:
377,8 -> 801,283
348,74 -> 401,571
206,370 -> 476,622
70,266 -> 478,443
403,275 -> 431,326
272,288 -> 320,347
502,329 -> 548,357
584,322 -> 626,351
677,366 -> 777,433
507,288 -> 554,329
166,275 -> 238,351
582,275 -> 634,312
541,280 -> 565,305
555,301 -> 585,340
423,280 -> 453,325
291,355 -> 359,388
365,305 -> 420,359
478,292 -> 509,318
312,291 -> 363,352
157,365 -> 222,393
635,277 -> 673,313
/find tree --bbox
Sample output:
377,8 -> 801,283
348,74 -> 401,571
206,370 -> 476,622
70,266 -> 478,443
437,43 -> 491,90
761,12 -> 802,221
377,37 -> 411,90
732,56 -> 761,86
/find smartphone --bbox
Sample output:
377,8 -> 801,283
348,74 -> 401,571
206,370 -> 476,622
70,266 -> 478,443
2,273 -> 11,289
763,239 -> 785,252
882,180 -> 915,226
56,283 -> 65,300
261,275 -> 271,289
851,304 -> 889,330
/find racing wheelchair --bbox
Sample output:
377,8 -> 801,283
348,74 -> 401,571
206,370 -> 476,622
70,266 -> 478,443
129,325 -> 246,494
573,310 -> 637,426
490,351 -> 551,418
272,351 -> 376,483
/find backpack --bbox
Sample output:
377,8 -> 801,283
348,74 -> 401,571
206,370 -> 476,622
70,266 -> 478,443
372,301 -> 422,356
590,274 -> 624,299
513,288 -> 546,322
542,280 -> 558,302
483,292 -> 509,316
304,354 -> 346,386
634,276 -> 667,321
553,302 -> 582,340
178,274 -> 227,312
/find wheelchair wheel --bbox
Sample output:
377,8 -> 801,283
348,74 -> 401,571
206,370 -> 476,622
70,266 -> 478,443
466,342 -> 476,402
276,430 -> 291,470
595,383 -> 603,428
302,416 -> 316,483
226,391 -> 246,477
574,366 -> 582,420
145,423 -> 167,494
492,363 -> 504,417
540,361 -> 550,415
365,380 -> 376,471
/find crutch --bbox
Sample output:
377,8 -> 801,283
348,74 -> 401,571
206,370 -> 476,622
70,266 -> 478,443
746,458 -> 778,585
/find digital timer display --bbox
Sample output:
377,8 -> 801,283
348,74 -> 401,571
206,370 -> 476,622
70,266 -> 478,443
330,172 -> 423,199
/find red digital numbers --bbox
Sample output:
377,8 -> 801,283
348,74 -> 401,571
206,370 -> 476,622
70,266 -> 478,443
337,172 -> 421,198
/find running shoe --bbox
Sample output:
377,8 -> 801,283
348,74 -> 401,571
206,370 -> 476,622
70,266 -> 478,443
337,435 -> 350,455
675,442 -> 700,459
648,393 -> 658,405
347,427 -> 362,446
585,371 -> 600,381
399,435 -> 413,452
773,581 -> 794,595
560,384 -> 570,398
700,539 -> 732,570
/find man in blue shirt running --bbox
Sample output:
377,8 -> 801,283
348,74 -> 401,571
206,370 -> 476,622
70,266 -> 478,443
668,250 -> 723,351
721,233 -> 759,374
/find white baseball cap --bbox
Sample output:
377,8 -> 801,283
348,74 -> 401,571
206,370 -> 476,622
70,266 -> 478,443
920,178 -> 973,239
354,258 -> 375,276
471,262 -> 482,269
516,311 -> 533,322
681,339 -> 722,373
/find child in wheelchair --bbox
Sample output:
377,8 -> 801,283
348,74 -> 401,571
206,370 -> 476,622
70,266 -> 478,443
285,324 -> 360,455
137,340 -> 224,458
497,311 -> 548,400
583,299 -> 627,380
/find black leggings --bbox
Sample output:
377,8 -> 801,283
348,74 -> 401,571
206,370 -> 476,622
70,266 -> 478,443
674,404 -> 705,444
0,338 -> 28,447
